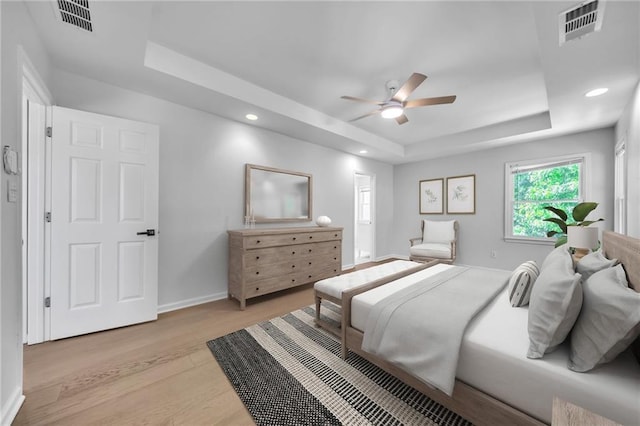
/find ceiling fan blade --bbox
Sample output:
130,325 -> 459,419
341,95 -> 385,105
395,114 -> 409,125
404,95 -> 457,109
349,110 -> 380,122
391,73 -> 427,102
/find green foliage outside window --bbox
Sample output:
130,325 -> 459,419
512,163 -> 580,238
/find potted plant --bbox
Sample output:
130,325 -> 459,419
544,202 -> 603,248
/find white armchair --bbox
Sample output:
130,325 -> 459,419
409,220 -> 458,264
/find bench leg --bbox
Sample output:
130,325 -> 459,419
314,294 -> 321,323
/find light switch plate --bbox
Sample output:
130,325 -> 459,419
8,180 -> 18,203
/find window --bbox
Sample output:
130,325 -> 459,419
358,187 -> 371,223
505,154 -> 588,242
614,140 -> 626,234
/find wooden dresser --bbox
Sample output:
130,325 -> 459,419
227,227 -> 343,309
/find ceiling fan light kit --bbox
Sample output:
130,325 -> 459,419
381,104 -> 404,119
342,72 -> 456,125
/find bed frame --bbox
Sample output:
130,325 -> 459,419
339,231 -> 640,426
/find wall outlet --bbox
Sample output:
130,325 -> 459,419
490,249 -> 497,259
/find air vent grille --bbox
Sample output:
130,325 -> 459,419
57,0 -> 92,32
559,0 -> 605,45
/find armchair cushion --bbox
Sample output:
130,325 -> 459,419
423,220 -> 456,243
410,242 -> 452,259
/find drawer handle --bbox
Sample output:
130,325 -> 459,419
308,249 -> 312,253
255,287 -> 259,291
256,240 -> 261,244
292,265 -> 296,268
334,246 -> 337,249
308,262 -> 312,265
256,272 -> 260,275
293,237 -> 297,241
309,236 -> 313,239
308,275 -> 312,278
292,251 -> 296,255
256,256 -> 260,260
334,233 -> 338,237
291,278 -> 296,282
334,257 -> 337,260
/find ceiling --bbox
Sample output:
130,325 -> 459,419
24,1 -> 640,164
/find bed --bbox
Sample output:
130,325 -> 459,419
338,231 -> 640,426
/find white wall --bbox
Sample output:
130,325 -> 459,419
1,2 -> 53,423
393,128 -> 615,269
51,69 -> 395,310
616,81 -> 640,238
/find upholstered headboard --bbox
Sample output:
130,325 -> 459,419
602,231 -> 640,292
602,231 -> 640,364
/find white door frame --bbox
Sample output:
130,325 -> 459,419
20,47 -> 53,344
353,171 -> 376,264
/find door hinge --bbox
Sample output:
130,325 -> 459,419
45,212 -> 52,223
46,126 -> 52,137
44,297 -> 51,308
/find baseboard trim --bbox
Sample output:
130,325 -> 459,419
1,387 -> 25,426
157,291 -> 228,314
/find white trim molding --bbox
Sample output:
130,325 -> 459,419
157,291 -> 229,315
0,388 -> 25,426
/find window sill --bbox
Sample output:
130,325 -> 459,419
504,236 -> 556,246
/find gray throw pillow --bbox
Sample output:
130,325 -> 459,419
576,249 -> 617,282
527,247 -> 583,358
508,261 -> 539,307
569,265 -> 640,372
541,245 -> 571,270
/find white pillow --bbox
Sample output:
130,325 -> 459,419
527,247 -> 583,358
507,261 -> 539,307
576,249 -> 617,282
569,265 -> 640,372
423,220 -> 455,243
541,245 -> 570,270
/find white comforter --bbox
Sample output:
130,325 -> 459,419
361,265 -> 509,396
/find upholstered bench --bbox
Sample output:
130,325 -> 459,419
314,259 -> 437,335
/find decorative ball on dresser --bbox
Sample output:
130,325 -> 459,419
316,216 -> 332,227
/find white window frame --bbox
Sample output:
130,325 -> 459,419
504,153 -> 590,244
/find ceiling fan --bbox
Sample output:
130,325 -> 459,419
341,73 -> 456,125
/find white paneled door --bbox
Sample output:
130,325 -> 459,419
50,106 -> 159,340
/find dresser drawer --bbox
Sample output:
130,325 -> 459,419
244,241 -> 341,267
244,230 -> 342,249
245,259 -> 341,298
245,255 -> 340,283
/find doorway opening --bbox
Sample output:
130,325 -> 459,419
354,173 -> 375,265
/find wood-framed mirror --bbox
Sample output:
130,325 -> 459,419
245,164 -> 313,223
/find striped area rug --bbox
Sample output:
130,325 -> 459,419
207,304 -> 473,426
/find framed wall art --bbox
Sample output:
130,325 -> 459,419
446,174 -> 475,214
419,178 -> 444,214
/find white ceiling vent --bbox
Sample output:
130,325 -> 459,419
559,0 -> 605,45
54,0 -> 92,32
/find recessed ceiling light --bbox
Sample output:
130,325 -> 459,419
585,88 -> 608,97
245,113 -> 258,121
359,150 -> 368,154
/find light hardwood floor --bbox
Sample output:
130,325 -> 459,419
15,284 -> 316,425
15,261 -> 386,425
